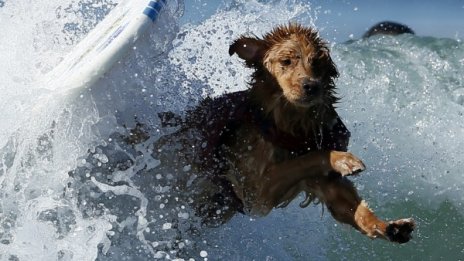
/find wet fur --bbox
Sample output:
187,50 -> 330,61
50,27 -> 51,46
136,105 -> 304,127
156,23 -> 415,243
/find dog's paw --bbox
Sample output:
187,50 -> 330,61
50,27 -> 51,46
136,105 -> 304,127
330,151 -> 366,176
386,218 -> 415,244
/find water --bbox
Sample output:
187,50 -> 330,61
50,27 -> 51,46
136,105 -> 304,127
1,0 -> 464,260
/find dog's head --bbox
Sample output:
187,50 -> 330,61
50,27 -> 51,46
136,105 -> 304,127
229,23 -> 339,108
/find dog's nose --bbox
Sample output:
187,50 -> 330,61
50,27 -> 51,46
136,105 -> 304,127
302,80 -> 322,96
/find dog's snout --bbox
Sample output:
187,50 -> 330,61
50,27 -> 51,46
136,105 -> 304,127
302,79 -> 322,96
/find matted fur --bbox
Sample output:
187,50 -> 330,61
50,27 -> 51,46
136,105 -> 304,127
231,23 -> 340,136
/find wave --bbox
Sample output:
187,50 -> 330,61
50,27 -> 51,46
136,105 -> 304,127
1,0 -> 464,260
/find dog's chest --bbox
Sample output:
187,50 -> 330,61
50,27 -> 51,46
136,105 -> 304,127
222,126 -> 291,186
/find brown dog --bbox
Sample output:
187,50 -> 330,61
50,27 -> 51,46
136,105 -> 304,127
155,23 -> 415,243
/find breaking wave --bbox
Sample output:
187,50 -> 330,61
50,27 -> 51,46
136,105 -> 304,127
1,0 -> 463,260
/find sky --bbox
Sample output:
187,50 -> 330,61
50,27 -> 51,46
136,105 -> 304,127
311,0 -> 464,41
182,0 -> 464,42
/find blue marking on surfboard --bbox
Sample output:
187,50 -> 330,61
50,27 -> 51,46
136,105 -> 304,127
143,7 -> 157,22
148,1 -> 163,12
143,0 -> 165,22
96,22 -> 130,52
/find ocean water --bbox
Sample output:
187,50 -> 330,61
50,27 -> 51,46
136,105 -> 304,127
1,0 -> 464,260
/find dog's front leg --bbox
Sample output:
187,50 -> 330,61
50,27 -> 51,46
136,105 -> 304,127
308,177 -> 415,243
254,150 -> 365,214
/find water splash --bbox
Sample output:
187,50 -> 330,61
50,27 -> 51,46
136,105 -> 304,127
1,0 -> 464,260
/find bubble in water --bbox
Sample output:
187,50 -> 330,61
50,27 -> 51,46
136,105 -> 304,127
162,223 -> 172,230
183,164 -> 192,172
200,250 -> 208,257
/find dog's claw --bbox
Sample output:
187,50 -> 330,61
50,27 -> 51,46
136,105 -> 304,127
386,218 -> 415,244
330,151 -> 366,176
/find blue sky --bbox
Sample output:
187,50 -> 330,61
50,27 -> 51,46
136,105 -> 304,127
311,0 -> 464,41
182,0 -> 464,41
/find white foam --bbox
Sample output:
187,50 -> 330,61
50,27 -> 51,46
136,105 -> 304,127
2,0 -> 464,260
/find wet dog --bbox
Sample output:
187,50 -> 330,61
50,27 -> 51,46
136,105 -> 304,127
155,23 -> 415,243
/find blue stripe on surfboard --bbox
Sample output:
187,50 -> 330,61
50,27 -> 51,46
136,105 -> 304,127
148,1 -> 163,12
143,7 -> 158,22
143,0 -> 165,22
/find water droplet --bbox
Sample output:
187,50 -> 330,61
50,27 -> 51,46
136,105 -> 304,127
183,165 -> 192,172
162,223 -> 172,230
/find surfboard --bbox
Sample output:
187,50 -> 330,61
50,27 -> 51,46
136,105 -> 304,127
40,0 -> 168,93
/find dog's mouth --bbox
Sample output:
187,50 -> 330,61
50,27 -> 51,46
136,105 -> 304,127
292,96 -> 323,108
282,92 -> 323,108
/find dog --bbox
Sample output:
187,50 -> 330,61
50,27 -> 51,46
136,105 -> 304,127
153,23 -> 415,243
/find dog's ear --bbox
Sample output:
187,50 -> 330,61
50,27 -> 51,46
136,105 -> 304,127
229,37 -> 267,64
321,48 -> 339,79
326,53 -> 339,79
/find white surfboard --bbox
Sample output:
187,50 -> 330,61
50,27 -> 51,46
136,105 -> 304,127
40,0 -> 168,93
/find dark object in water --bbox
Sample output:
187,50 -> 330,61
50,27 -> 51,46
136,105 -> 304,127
363,21 -> 415,38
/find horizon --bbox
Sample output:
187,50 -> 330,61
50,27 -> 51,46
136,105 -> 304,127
182,0 -> 464,42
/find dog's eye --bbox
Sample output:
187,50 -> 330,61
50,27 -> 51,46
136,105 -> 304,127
280,59 -> 292,66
